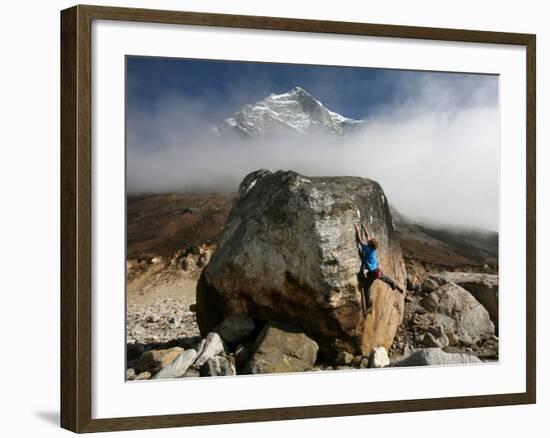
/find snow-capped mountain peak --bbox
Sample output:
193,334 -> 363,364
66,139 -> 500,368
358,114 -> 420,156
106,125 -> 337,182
218,86 -> 365,137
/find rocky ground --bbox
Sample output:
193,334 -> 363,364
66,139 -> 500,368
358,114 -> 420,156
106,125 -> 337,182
388,266 -> 498,362
127,246 -> 211,347
126,188 -> 499,381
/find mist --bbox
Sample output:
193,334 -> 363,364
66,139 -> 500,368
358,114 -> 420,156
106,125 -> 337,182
127,74 -> 499,231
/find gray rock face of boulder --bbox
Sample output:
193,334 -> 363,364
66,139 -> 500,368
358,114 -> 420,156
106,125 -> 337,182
421,283 -> 494,345
153,349 -> 197,379
193,332 -> 226,368
244,322 -> 319,374
431,272 -> 498,331
200,356 -> 237,377
394,348 -> 482,367
368,347 -> 390,368
197,170 -> 406,357
216,314 -> 255,343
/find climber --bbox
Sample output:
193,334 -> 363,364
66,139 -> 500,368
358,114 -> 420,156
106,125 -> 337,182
354,223 -> 404,316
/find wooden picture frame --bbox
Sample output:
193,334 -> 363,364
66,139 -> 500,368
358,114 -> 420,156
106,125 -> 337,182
60,4 -> 536,433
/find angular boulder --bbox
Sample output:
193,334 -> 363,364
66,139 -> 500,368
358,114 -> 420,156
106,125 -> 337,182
431,272 -> 498,331
197,170 -> 406,357
244,322 -> 319,374
421,283 -> 495,345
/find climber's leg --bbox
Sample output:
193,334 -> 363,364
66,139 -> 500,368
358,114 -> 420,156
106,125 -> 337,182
361,272 -> 376,314
379,271 -> 404,294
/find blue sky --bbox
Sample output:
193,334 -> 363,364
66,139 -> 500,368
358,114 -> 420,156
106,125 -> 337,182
127,56 -> 497,124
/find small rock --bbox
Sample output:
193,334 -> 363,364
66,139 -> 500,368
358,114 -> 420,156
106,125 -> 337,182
429,325 -> 445,338
135,347 -> 184,373
421,277 -> 440,293
131,324 -> 146,338
216,314 -> 255,344
402,344 -> 414,358
447,332 -> 460,346
200,356 -> 236,377
421,332 -> 438,347
145,314 -> 160,323
421,294 -> 438,312
135,371 -> 152,380
421,331 -> 449,348
194,332 -> 226,368
153,349 -> 197,379
126,368 -> 136,381
369,347 -> 390,368
182,368 -> 200,378
335,351 -> 354,366
352,355 -> 369,369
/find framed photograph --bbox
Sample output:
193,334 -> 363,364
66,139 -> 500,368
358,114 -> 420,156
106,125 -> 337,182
60,4 -> 536,433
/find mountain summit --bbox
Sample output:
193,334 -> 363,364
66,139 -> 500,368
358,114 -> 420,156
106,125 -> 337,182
215,86 -> 365,137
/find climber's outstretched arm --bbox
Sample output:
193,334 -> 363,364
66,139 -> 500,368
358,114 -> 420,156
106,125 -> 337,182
361,223 -> 370,242
354,224 -> 363,252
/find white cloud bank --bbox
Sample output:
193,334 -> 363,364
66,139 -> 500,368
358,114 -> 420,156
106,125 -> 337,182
127,75 -> 499,231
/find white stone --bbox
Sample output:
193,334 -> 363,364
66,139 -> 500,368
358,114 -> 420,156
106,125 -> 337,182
369,347 -> 390,368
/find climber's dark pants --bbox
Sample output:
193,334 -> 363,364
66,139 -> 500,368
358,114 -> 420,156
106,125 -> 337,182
359,269 -> 399,314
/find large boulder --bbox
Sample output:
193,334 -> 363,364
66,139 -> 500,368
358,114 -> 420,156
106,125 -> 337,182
244,322 -> 319,374
196,170 -> 406,357
421,283 -> 495,345
430,272 -> 498,331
